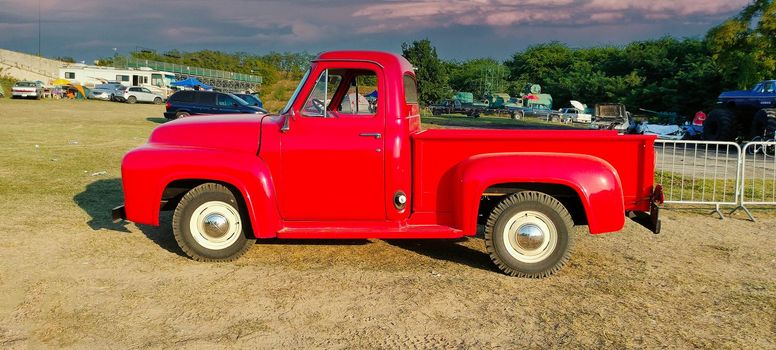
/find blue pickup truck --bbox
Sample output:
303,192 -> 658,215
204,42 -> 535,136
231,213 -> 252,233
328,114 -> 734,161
703,80 -> 776,141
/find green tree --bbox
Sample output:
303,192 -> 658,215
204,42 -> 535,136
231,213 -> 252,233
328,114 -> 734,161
401,39 -> 452,105
707,0 -> 776,88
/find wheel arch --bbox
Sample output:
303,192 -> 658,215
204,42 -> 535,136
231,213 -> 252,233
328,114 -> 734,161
121,147 -> 282,238
454,152 -> 625,235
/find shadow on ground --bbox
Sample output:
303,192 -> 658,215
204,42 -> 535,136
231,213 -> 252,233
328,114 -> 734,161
73,178 -> 185,256
146,117 -> 168,124
386,239 -> 498,273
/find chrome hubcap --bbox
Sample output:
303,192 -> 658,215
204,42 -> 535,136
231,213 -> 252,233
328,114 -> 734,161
503,211 -> 557,263
202,213 -> 229,238
189,201 -> 241,250
516,224 -> 545,250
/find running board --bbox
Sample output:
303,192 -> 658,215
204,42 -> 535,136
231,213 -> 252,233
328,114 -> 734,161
276,225 -> 465,239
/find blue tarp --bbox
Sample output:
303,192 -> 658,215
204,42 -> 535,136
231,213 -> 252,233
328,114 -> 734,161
366,90 -> 378,98
171,77 -> 212,90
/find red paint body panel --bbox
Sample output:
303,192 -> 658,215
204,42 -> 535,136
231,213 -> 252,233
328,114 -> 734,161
117,50 -> 657,240
452,152 -> 625,234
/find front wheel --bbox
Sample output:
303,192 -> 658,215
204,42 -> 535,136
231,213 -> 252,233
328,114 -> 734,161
153,97 -> 163,104
172,183 -> 255,261
485,191 -> 574,278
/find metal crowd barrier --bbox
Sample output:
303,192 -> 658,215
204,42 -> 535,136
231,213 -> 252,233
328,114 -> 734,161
654,140 -> 742,219
654,140 -> 776,221
734,141 -> 776,220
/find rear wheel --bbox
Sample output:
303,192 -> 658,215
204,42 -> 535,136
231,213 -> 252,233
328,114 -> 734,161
751,108 -> 776,139
512,110 -> 523,120
175,111 -> 190,119
485,191 -> 574,278
172,183 -> 255,262
127,96 -> 137,104
703,108 -> 736,141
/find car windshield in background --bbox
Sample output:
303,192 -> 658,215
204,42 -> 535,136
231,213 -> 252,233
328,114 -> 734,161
16,82 -> 36,87
229,94 -> 251,106
236,94 -> 261,106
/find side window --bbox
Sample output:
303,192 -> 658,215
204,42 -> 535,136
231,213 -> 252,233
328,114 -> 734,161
303,70 -> 341,117
141,88 -> 151,93
65,72 -> 75,79
129,87 -> 140,92
403,74 -> 418,104
217,94 -> 236,106
340,71 -> 377,115
198,93 -> 216,105
302,68 -> 379,117
765,82 -> 774,93
175,91 -> 194,102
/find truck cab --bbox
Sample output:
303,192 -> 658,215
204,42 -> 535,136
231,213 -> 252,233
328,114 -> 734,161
114,51 -> 661,278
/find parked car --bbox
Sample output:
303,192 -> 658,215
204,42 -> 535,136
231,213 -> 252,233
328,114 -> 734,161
514,105 -> 552,119
122,86 -> 164,104
11,81 -> 43,99
163,90 -> 267,119
114,50 -> 662,278
233,93 -> 263,108
548,101 -> 592,123
89,83 -> 124,101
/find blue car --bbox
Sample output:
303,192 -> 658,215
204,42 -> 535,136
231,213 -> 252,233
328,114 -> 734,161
164,90 -> 268,119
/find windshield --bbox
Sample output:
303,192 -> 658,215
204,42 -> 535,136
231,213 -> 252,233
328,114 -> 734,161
228,94 -> 251,106
281,68 -> 311,114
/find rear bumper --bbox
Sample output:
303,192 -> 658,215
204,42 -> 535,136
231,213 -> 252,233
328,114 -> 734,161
112,205 -> 126,223
163,112 -> 177,119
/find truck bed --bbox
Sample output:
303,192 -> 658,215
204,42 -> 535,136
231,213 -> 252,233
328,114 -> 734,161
411,129 -> 656,225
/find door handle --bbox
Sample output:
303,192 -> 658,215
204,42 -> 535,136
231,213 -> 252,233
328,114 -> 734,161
359,133 -> 382,139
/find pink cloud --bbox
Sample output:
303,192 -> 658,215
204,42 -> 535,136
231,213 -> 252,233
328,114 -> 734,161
353,0 -> 750,32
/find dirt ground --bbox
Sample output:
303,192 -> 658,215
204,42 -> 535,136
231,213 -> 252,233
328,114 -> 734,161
0,99 -> 774,349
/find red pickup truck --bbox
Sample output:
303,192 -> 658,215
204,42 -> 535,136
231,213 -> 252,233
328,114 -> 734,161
113,51 -> 662,278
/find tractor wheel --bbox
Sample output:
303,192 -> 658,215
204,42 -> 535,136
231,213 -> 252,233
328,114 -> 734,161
751,108 -> 776,139
485,191 -> 574,278
172,183 -> 255,262
703,108 -> 736,141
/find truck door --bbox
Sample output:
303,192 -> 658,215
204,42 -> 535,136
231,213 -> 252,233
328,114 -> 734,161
280,63 -> 386,221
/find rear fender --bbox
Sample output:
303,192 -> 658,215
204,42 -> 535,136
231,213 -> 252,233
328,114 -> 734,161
454,152 -> 625,235
122,146 -> 282,238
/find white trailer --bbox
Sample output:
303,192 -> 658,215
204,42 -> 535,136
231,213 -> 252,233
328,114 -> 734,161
58,65 -> 176,96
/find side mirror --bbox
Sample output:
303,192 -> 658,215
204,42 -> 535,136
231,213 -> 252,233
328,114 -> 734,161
281,109 -> 296,133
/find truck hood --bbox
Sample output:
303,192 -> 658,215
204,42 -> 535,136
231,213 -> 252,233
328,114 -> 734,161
148,114 -> 266,154
718,90 -> 752,99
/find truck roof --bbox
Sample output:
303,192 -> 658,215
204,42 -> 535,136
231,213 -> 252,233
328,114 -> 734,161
316,51 -> 415,76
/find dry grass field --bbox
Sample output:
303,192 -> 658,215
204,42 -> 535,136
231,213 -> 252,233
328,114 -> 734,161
0,98 -> 774,348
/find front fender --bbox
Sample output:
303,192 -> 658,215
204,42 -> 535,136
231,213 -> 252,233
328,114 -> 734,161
454,152 -> 624,235
121,145 -> 282,238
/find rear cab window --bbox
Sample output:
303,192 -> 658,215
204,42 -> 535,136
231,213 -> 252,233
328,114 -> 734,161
403,74 -> 418,104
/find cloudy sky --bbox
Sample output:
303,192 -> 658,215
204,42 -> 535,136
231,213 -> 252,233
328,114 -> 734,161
0,0 -> 750,62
